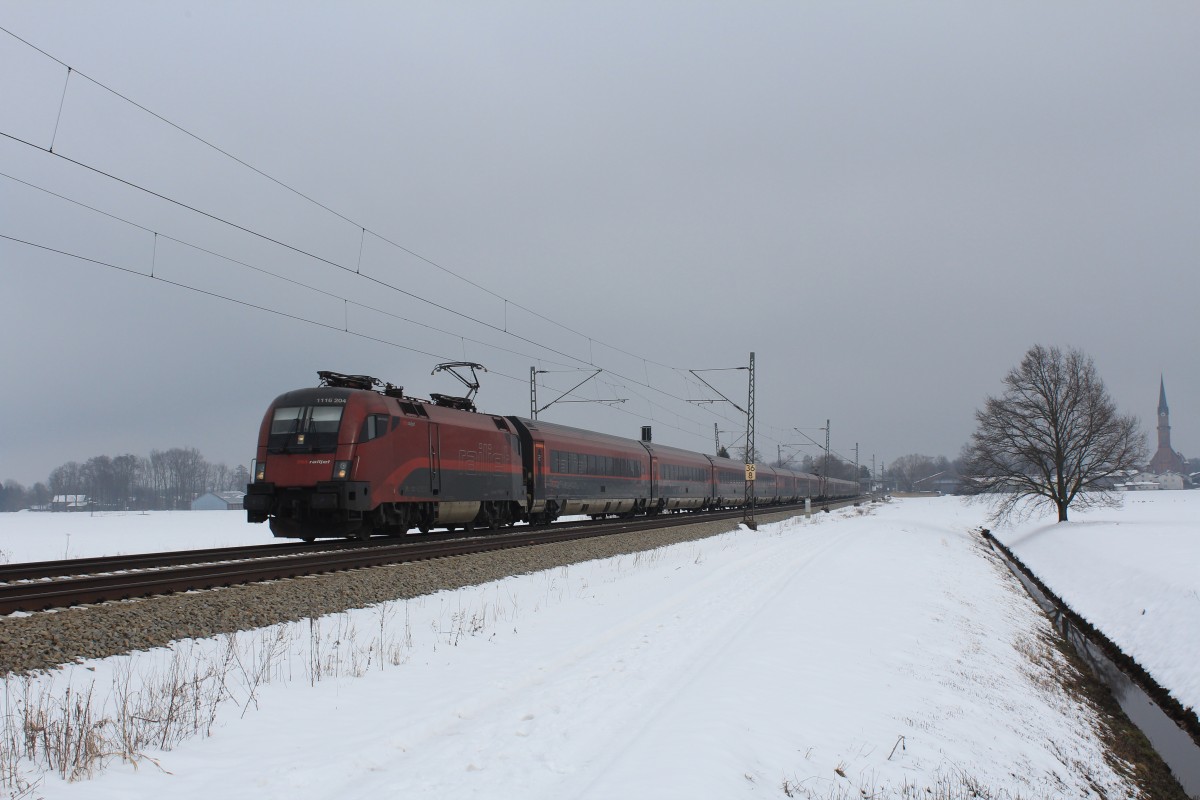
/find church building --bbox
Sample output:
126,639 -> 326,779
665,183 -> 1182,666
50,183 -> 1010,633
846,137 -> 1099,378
1148,377 -> 1186,475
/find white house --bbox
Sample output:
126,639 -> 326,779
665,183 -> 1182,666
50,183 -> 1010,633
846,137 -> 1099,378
1119,472 -> 1184,491
51,495 -> 90,512
191,491 -> 246,511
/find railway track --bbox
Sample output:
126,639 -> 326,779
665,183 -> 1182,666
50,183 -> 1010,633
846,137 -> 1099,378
0,500 -> 853,615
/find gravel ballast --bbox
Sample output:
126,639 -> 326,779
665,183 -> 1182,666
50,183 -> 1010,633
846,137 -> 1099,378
1,510 -> 807,676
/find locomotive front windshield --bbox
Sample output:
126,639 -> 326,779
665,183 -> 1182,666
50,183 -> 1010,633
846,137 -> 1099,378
267,405 -> 344,453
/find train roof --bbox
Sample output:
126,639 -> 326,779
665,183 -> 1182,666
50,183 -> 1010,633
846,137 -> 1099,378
507,416 -> 651,452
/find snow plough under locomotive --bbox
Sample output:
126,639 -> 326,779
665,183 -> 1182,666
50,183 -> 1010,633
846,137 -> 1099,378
245,370 -> 858,540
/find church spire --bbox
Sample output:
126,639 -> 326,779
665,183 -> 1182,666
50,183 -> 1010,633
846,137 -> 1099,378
1150,375 -> 1185,475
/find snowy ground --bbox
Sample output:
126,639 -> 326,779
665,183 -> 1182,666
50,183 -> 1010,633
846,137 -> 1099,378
992,491 -> 1200,717
0,510 -> 279,564
0,496 -> 1193,798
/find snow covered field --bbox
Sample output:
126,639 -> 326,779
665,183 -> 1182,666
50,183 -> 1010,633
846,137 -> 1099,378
6,497 -> 1183,798
993,491 -> 1200,717
0,510 -> 270,564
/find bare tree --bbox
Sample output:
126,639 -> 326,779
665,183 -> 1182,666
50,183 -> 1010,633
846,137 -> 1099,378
0,480 -> 26,511
887,454 -> 949,492
735,446 -> 764,464
49,461 -> 84,500
111,454 -> 140,509
208,462 -> 231,494
961,345 -> 1145,523
82,455 -> 115,508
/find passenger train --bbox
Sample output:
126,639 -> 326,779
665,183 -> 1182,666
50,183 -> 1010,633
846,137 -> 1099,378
245,371 -> 859,540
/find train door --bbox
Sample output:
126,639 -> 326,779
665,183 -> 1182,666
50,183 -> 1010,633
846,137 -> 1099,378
534,442 -> 546,495
650,456 -> 659,501
428,423 -> 441,495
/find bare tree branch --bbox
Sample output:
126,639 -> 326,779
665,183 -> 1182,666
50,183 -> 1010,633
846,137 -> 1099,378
961,345 -> 1145,524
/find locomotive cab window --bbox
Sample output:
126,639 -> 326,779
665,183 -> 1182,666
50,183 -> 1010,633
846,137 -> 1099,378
268,405 -> 344,454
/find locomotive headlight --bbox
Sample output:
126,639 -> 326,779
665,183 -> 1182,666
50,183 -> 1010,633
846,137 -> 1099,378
333,460 -> 352,480
254,461 -> 266,482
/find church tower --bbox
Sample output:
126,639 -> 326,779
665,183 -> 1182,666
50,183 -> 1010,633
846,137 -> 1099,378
1148,376 -> 1186,474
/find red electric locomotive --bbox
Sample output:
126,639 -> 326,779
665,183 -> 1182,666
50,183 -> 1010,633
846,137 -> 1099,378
245,371 -> 524,540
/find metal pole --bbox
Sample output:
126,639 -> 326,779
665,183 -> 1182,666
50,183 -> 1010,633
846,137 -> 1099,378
823,419 -> 830,498
744,352 -> 756,530
714,422 -> 720,456
530,367 -> 537,420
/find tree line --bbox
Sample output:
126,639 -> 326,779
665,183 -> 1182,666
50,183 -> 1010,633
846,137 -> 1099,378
0,449 -> 250,512
729,445 -> 948,488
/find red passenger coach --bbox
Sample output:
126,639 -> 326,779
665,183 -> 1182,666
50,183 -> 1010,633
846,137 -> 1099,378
755,465 -> 781,504
644,442 -> 713,512
710,455 -> 749,507
507,417 -> 651,522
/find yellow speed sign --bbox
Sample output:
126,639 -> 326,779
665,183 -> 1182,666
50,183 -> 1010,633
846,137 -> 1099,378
744,463 -> 756,481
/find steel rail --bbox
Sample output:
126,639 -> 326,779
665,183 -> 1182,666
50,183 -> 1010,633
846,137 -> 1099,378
0,499 -> 857,615
0,527 -> 496,583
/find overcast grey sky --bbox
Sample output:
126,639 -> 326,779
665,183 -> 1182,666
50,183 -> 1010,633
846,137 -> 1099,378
2,2 -> 1198,486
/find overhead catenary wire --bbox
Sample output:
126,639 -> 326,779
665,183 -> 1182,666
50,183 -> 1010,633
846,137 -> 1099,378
0,22 -> 683,373
2,231 -> 719,442
2,127 -> 732,414
0,24 -> 824,456
0,170 -> 581,370
0,139 -> 747,441
3,233 -> 438,362
0,26 -> 749,412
